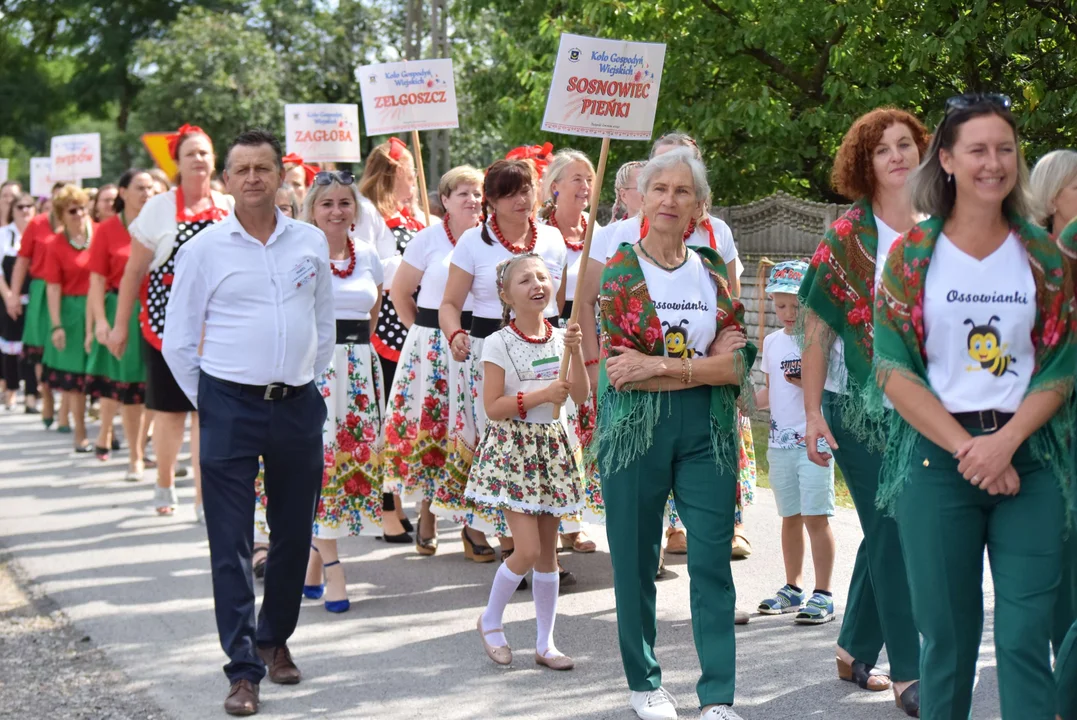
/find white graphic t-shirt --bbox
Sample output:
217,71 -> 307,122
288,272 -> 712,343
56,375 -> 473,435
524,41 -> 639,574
639,250 -> 718,358
762,329 -> 807,448
924,232 -> 1036,413
482,326 -> 568,425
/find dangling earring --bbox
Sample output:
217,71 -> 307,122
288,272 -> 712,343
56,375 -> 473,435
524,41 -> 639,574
947,173 -> 954,184
350,223 -> 355,232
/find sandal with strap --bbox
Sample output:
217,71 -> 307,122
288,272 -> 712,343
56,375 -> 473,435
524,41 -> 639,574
461,528 -> 495,563
559,532 -> 596,554
321,560 -> 350,613
758,584 -> 805,615
252,546 -> 269,580
303,544 -> 325,599
895,680 -> 920,717
837,657 -> 892,692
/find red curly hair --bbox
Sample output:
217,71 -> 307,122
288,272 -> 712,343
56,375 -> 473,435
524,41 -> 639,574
831,108 -> 930,201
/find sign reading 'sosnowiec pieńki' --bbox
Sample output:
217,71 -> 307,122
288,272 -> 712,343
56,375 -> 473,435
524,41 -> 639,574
284,104 -> 362,163
542,34 -> 666,141
357,59 -> 459,137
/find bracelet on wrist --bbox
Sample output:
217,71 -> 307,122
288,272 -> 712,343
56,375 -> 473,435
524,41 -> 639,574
687,356 -> 693,384
449,328 -> 467,346
584,358 -> 599,367
516,391 -> 527,420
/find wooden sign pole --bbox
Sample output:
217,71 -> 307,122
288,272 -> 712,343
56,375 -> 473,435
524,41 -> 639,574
411,130 -> 432,226
554,135 -> 610,414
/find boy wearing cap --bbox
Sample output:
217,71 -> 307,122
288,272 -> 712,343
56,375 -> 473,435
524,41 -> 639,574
754,260 -> 837,625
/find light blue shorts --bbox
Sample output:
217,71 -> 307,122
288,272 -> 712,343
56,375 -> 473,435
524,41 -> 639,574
766,447 -> 835,518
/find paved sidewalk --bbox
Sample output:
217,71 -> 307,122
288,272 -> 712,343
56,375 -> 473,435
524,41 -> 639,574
0,409 -> 1002,719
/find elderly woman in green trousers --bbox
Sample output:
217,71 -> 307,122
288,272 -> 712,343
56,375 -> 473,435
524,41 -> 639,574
597,148 -> 755,720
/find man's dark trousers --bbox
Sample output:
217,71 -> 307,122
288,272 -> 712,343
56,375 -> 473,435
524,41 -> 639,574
198,372 -> 326,683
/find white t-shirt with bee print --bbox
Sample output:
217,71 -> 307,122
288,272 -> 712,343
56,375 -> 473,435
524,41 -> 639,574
923,231 -> 1036,413
638,249 -> 718,359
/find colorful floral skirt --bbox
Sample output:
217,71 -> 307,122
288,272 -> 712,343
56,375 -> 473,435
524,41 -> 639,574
382,323 -> 452,502
666,410 -> 757,529
568,392 -> 604,524
42,294 -> 88,393
465,418 -> 584,517
254,343 -> 384,541
86,293 -> 146,404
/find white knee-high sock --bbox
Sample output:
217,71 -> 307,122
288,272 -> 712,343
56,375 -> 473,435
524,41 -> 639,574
532,570 -> 560,656
480,563 -> 526,647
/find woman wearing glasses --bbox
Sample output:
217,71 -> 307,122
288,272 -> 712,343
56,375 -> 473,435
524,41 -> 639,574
42,185 -> 96,452
0,193 -> 39,411
875,93 -> 1074,719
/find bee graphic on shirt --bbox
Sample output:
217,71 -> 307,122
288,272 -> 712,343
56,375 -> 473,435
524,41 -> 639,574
663,319 -> 693,358
964,316 -> 1017,377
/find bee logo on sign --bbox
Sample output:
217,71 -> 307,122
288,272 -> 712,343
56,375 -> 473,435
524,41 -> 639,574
569,48 -> 581,62
369,75 -> 377,84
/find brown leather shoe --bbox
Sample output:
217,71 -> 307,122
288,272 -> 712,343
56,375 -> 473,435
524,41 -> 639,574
224,679 -> 259,716
257,644 -> 302,684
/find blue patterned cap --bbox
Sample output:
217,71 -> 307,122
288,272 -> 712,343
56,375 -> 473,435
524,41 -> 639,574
765,260 -> 808,295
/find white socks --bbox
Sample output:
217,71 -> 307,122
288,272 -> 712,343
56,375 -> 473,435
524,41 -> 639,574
532,570 -> 560,656
480,563 -> 525,647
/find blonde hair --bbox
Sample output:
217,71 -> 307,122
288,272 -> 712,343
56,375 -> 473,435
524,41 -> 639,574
438,165 -> 484,203
359,140 -> 414,219
1029,149 -> 1077,231
539,150 -> 595,221
52,184 -> 89,216
612,160 -> 646,220
495,253 -> 544,327
300,177 -> 363,229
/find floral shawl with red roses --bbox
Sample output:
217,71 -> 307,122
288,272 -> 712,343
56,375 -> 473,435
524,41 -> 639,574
797,198 -> 885,445
872,212 -> 1076,515
596,242 -> 757,476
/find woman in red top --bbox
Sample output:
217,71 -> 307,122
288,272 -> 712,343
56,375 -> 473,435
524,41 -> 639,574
86,169 -> 157,473
42,185 -> 96,451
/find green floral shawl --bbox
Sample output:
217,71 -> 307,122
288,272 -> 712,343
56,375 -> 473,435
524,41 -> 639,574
596,242 -> 757,476
873,212 -> 1076,514
797,197 -> 884,445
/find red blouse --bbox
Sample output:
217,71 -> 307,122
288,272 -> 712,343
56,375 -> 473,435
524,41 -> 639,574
17,213 -> 57,279
86,215 -> 130,291
42,229 -> 96,296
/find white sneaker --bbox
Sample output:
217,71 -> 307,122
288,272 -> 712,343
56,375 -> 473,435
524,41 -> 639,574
630,687 -> 678,720
734,608 -> 750,625
701,706 -> 744,720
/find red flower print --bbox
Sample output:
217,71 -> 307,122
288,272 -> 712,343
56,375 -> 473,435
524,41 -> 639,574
393,394 -> 405,408
906,225 -> 925,244
344,477 -> 360,495
432,422 -> 447,440
846,297 -> 871,325
829,285 -> 847,302
358,394 -> 370,411
628,297 -> 643,314
420,413 -> 435,430
811,243 -> 831,268
427,350 -> 438,362
338,431 -> 358,453
345,412 -> 360,429
832,217 -> 853,238
356,444 -> 372,464
643,325 -> 662,347
1042,294 -> 1063,348
911,298 -> 925,346
435,378 -> 448,393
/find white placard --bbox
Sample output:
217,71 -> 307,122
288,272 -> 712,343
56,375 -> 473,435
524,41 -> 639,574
30,158 -> 54,197
50,133 -> 102,181
542,34 -> 666,141
358,59 -> 459,136
0,159 -> 8,184
284,104 -> 362,163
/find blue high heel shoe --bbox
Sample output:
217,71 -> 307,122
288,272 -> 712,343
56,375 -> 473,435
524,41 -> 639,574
321,560 -> 350,613
303,544 -> 324,599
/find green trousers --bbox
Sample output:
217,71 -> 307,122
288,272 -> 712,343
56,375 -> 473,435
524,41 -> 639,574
898,432 -> 1063,720
1059,619 -> 1077,720
602,387 -> 738,707
823,392 -> 920,680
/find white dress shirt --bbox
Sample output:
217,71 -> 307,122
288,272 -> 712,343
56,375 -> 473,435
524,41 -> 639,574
162,209 -> 335,406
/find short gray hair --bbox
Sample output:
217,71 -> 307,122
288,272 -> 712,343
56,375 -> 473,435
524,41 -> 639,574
301,176 -> 363,228
1029,149 -> 1077,230
637,148 -> 711,206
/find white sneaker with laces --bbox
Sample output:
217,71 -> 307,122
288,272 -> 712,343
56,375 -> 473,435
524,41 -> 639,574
701,705 -> 744,720
630,687 -> 678,720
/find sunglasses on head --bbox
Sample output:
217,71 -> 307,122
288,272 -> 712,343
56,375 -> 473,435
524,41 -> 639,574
945,93 -> 1012,115
314,171 -> 355,186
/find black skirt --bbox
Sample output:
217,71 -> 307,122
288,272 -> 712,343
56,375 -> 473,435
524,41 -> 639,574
143,338 -> 195,413
0,255 -> 26,344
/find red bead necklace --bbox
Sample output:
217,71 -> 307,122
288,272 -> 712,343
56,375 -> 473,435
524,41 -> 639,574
330,239 -> 356,278
548,211 -> 586,252
490,215 -> 537,255
509,318 -> 554,344
442,213 -> 479,246
639,217 -> 697,242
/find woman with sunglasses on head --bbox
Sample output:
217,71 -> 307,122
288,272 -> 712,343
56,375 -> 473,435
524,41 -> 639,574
383,165 -> 483,555
439,158 -> 568,577
0,192 -> 39,411
84,169 -> 157,475
874,93 -> 1075,720
359,137 -> 427,540
107,124 -> 233,517
42,185 -> 97,451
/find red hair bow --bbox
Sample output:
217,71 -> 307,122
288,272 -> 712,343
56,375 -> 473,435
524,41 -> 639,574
167,123 -> 207,159
281,153 -> 318,186
387,136 -> 408,162
505,142 -> 554,180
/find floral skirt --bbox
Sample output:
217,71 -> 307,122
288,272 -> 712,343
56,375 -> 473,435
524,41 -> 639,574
382,323 -> 452,502
666,410 -> 756,529
254,343 -> 383,541
568,392 -> 604,525
465,418 -> 584,516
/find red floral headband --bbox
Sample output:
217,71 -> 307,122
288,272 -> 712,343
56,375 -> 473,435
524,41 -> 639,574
281,153 -> 318,186
505,142 -> 554,180
167,123 -> 208,160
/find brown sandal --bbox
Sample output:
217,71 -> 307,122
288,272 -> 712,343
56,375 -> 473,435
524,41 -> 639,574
837,657 -> 892,692
560,532 -> 596,554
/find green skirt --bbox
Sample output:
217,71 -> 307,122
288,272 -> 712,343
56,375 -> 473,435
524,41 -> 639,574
86,293 -> 146,404
43,294 -> 88,392
22,278 -> 49,349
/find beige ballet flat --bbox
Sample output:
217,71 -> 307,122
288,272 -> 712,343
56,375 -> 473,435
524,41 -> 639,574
535,651 -> 574,671
477,616 -> 512,666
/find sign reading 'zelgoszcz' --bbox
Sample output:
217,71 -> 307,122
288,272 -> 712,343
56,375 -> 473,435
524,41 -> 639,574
284,104 -> 362,163
50,133 -> 102,181
542,34 -> 666,140
358,59 -> 459,136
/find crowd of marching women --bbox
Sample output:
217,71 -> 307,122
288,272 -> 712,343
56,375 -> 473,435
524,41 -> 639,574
2,92 -> 1077,720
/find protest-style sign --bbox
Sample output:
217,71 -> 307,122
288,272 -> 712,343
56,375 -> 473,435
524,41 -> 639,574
141,133 -> 179,179
50,133 -> 102,181
358,59 -> 459,136
284,104 -> 362,163
30,158 -> 54,197
542,34 -> 666,141
0,159 -> 9,184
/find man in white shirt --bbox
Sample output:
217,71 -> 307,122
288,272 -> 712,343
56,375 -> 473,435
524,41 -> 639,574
162,129 -> 334,716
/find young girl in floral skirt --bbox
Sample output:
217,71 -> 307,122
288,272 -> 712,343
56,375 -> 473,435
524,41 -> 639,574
469,253 -> 588,670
